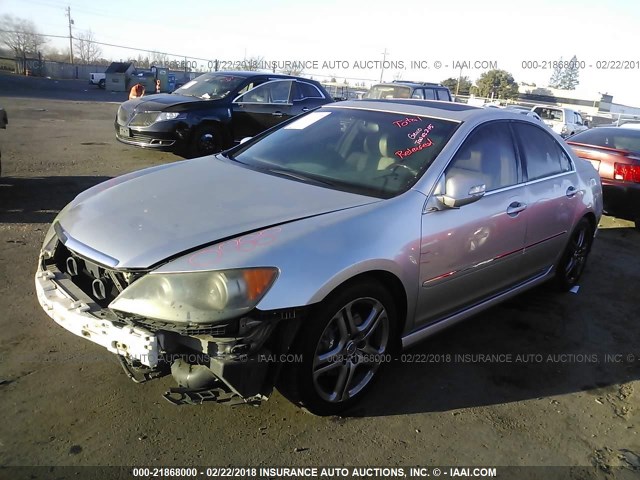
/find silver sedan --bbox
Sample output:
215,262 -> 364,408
35,100 -> 603,415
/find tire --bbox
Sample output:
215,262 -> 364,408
554,217 -> 594,291
190,124 -> 224,158
98,79 -> 105,89
288,280 -> 397,415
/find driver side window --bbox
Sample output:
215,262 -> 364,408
235,80 -> 293,104
444,122 -> 519,193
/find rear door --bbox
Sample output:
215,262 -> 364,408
512,121 -> 579,276
291,80 -> 330,113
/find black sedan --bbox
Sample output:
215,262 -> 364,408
115,71 -> 333,157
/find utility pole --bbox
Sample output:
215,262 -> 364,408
379,48 -> 388,83
66,6 -> 74,64
455,65 -> 463,100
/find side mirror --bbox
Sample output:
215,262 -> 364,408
436,170 -> 486,208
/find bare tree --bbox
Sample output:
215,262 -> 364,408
0,14 -> 47,57
243,56 -> 264,71
74,30 -> 102,64
150,51 -> 169,67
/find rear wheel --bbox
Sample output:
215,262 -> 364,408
190,124 -> 224,157
289,281 -> 396,415
554,217 -> 594,291
98,78 -> 105,89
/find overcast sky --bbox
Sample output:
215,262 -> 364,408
4,0 -> 640,105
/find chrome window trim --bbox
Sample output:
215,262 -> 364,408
524,169 -> 576,186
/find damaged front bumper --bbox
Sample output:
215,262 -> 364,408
35,258 -> 301,406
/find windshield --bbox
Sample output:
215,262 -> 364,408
366,85 -> 412,99
173,74 -> 245,99
230,107 -> 459,198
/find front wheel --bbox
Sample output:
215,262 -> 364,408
288,281 -> 397,415
554,217 -> 594,291
190,124 -> 224,157
98,79 -> 105,89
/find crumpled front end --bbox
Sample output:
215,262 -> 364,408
35,229 -> 302,406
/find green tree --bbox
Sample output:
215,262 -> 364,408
475,69 -> 519,100
548,57 -> 563,88
558,55 -> 580,90
441,76 -> 472,95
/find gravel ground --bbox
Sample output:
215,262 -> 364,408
1,74 -> 639,479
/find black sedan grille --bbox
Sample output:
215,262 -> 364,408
129,112 -> 159,127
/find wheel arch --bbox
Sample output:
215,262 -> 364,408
310,269 -> 409,346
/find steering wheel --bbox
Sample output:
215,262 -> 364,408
384,162 -> 418,176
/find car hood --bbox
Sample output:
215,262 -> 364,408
129,93 -> 225,112
56,157 -> 379,269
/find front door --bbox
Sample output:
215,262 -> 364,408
231,80 -> 295,141
415,121 -> 529,327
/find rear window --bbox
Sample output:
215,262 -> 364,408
366,85 -> 412,99
534,107 -> 564,122
569,128 -> 640,153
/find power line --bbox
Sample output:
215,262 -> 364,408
0,28 -> 213,62
0,28 -> 381,83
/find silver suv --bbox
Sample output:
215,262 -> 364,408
532,105 -> 588,137
366,81 -> 453,102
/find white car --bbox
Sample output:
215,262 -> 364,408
532,105 -> 588,137
504,106 -> 543,122
619,122 -> 640,129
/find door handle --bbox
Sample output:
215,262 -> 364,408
566,186 -> 578,197
506,201 -> 527,216
301,107 -> 310,112
271,111 -> 284,117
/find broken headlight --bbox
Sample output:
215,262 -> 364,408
109,268 -> 278,324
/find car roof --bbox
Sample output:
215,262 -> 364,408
208,70 -> 299,80
570,126 -> 640,136
328,99 -> 529,123
373,82 -> 447,89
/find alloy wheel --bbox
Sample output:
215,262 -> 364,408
311,297 -> 390,403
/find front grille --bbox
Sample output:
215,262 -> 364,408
52,241 -> 139,307
129,112 -> 159,127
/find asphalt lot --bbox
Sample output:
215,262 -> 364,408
1,73 -> 639,479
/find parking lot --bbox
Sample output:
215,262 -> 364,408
1,74 -> 639,477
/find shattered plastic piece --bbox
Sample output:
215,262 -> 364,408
569,285 -> 580,294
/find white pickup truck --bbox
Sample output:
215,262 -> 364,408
89,73 -> 106,89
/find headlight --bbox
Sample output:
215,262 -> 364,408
156,112 -> 183,122
109,268 -> 278,324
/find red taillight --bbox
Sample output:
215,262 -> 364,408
614,163 -> 640,183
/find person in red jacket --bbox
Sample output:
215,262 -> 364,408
129,83 -> 145,100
